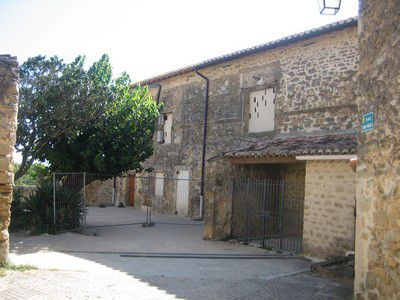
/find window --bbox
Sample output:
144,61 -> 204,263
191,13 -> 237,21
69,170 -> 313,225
164,113 -> 172,144
155,172 -> 164,198
248,88 -> 275,133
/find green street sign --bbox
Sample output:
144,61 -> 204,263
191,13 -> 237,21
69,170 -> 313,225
361,112 -> 374,132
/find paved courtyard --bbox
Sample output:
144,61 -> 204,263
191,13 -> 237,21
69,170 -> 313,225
2,207 -> 353,299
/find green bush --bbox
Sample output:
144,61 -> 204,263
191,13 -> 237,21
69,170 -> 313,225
54,184 -> 87,232
10,180 -> 87,234
14,163 -> 49,186
9,188 -> 26,231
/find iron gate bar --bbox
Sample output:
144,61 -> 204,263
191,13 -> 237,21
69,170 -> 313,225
231,177 -> 304,253
279,181 -> 285,250
261,179 -> 266,248
245,178 -> 251,244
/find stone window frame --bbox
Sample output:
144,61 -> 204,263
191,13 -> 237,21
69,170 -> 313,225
241,82 -> 279,136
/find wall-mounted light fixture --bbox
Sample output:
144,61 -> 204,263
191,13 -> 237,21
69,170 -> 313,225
319,0 -> 341,15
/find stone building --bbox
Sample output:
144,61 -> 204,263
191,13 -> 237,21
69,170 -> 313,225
0,55 -> 19,262
133,18 -> 359,259
355,0 -> 400,298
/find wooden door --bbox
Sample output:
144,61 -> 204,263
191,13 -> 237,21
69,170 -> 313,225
129,175 -> 135,207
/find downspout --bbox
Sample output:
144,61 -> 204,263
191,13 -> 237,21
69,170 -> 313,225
112,176 -> 116,206
195,70 -> 209,220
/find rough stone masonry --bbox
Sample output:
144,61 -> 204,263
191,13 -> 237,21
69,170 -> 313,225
355,0 -> 400,298
0,55 -> 19,262
138,21 -> 359,259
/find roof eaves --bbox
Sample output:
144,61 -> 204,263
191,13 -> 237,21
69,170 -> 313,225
135,17 -> 358,86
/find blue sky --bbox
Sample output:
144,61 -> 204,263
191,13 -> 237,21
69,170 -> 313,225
1,0 -> 358,83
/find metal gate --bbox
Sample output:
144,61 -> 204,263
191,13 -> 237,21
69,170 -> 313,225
231,178 -> 304,253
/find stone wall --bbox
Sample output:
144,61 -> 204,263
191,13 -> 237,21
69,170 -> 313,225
85,176 -> 129,207
144,25 -> 359,225
303,160 -> 356,258
85,178 -> 114,206
355,0 -> 400,298
0,55 -> 19,262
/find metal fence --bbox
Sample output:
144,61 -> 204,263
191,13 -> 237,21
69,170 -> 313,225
231,178 -> 304,253
52,172 -> 204,230
132,175 -> 203,226
52,172 -> 119,230
52,172 -> 86,232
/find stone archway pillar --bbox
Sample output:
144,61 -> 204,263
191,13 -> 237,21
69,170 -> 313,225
355,0 -> 400,297
0,55 -> 19,262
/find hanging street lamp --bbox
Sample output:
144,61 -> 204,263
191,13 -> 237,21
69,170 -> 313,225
319,0 -> 342,15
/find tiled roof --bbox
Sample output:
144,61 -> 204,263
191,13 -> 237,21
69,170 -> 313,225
136,17 -> 358,85
220,133 -> 357,159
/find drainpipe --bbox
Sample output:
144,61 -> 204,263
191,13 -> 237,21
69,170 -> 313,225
195,69 -> 209,220
112,176 -> 116,206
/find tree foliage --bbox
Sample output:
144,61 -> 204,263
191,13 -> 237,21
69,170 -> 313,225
16,54 -> 159,179
13,163 -> 48,186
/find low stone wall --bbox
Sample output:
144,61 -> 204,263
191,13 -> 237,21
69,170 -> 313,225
0,55 -> 19,262
303,160 -> 356,259
85,179 -> 114,206
85,176 -> 129,207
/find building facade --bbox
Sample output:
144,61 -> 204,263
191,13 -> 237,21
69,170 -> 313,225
136,18 -> 359,259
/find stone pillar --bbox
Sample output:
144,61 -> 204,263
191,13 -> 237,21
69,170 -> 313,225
203,161 -> 235,240
0,55 -> 19,262
355,0 -> 400,298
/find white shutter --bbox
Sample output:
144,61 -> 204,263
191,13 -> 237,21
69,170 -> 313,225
155,172 -> 164,198
164,113 -> 172,144
176,170 -> 189,216
248,88 -> 275,133
157,131 -> 164,143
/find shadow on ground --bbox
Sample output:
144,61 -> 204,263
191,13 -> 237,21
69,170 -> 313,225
6,208 -> 353,299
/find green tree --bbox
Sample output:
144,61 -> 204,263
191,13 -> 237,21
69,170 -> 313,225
13,163 -> 48,185
16,55 -> 159,179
